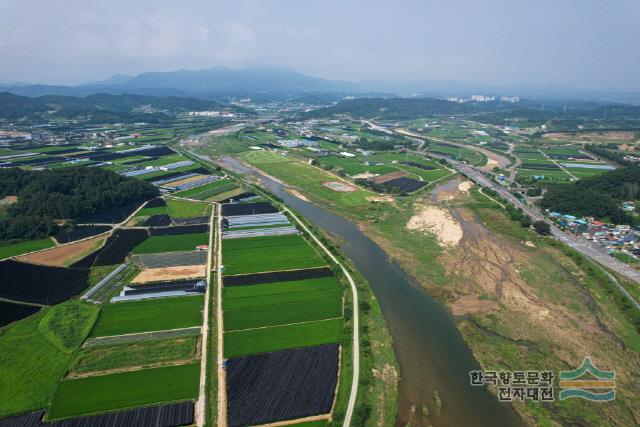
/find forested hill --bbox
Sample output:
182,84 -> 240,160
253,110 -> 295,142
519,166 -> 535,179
0,167 -> 158,241
540,167 -> 640,224
303,97 -> 467,119
0,92 -> 231,121
302,97 -> 640,130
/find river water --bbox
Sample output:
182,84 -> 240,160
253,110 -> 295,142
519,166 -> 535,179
219,156 -> 523,427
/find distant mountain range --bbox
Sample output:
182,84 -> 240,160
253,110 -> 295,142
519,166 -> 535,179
0,92 -> 231,122
1,67 -> 639,104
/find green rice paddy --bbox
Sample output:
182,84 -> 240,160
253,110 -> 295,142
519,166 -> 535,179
222,234 -> 326,275
89,296 -> 203,337
48,363 -> 200,419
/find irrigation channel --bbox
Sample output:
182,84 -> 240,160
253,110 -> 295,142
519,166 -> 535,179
214,156 -> 524,427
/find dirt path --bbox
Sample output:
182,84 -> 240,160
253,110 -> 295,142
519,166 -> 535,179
537,148 -> 577,180
195,206 -> 216,427
215,207 -> 227,427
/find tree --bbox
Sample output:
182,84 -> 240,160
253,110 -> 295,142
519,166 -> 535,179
534,221 -> 551,235
519,216 -> 533,228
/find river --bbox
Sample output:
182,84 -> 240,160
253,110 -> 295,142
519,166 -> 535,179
217,156 -> 524,427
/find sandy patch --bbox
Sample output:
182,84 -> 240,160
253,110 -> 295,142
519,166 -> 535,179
483,158 -> 499,171
323,181 -> 357,192
367,195 -> 394,203
406,205 -> 463,247
18,235 -> 106,266
451,294 -> 497,315
458,181 -> 473,193
167,174 -> 208,187
370,171 -> 408,184
0,195 -> 18,205
352,172 -> 377,180
131,265 -> 206,283
286,188 -> 310,202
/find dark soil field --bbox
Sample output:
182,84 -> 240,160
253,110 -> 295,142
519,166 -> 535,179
222,202 -> 278,216
0,260 -> 89,305
218,192 -> 256,203
0,301 -> 40,328
54,226 -> 112,244
93,229 -> 149,265
149,224 -> 209,236
0,401 -> 193,427
226,344 -> 339,426
521,162 -> 561,170
382,177 -> 427,193
145,197 -> 167,208
223,267 -> 334,286
173,217 -> 209,226
400,161 -> 436,170
143,215 -> 172,227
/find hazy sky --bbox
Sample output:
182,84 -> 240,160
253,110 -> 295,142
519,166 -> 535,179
1,0 -> 639,90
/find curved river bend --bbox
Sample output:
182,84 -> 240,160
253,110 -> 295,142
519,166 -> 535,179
219,157 -> 523,427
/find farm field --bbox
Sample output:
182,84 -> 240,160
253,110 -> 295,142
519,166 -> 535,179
166,199 -> 212,218
0,301 -> 40,328
135,198 -> 211,219
131,265 -> 206,283
18,235 -> 106,267
69,336 -> 199,376
224,318 -> 343,358
0,301 -> 98,418
48,363 -> 200,419
226,344 -> 339,426
223,276 -> 342,309
0,238 -> 55,260
0,260 -> 89,305
89,296 -> 203,337
92,229 -> 149,266
222,234 -> 325,275
131,232 -> 209,254
224,295 -> 342,331
173,178 -> 238,199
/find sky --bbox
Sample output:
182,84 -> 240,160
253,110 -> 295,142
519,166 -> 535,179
0,0 -> 639,91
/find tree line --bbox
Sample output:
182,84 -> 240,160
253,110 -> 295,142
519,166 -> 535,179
0,167 -> 158,242
540,166 -> 640,224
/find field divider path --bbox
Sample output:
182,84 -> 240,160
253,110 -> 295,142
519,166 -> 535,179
195,204 -> 216,426
279,206 -> 359,427
215,205 -> 227,427
225,316 -> 343,333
